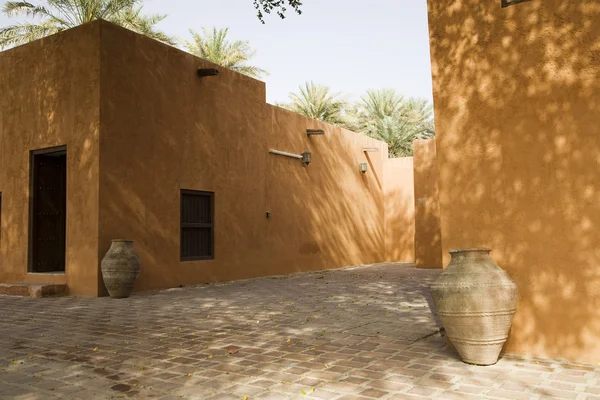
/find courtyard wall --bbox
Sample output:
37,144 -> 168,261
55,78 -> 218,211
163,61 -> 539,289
0,23 -> 101,296
413,139 -> 442,269
428,0 -> 600,361
98,21 -> 412,293
0,20 -> 420,298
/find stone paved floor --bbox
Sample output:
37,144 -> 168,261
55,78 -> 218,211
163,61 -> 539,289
0,263 -> 599,400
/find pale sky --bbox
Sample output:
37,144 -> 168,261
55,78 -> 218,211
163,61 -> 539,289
0,0 -> 434,105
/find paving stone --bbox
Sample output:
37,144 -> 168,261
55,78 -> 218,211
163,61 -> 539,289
0,263 -> 598,399
359,388 -> 389,398
486,388 -> 532,400
407,385 -> 437,396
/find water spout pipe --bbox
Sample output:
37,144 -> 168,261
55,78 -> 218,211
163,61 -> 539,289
268,149 -> 303,159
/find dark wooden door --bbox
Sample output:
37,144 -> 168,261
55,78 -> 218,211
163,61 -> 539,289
30,151 -> 66,273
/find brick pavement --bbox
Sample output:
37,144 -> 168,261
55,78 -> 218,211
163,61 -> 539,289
0,263 -> 598,399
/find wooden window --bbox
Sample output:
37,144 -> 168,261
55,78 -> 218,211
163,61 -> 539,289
180,190 -> 214,261
502,0 -> 532,7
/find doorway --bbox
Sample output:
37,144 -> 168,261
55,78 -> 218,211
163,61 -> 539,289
29,146 -> 66,273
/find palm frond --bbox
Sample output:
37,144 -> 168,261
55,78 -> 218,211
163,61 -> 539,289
120,7 -> 176,45
3,1 -> 48,18
286,81 -> 348,125
1,0 -> 172,48
0,20 -> 62,48
353,88 -> 435,157
184,27 -> 267,79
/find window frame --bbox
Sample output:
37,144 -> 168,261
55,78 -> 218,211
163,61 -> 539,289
180,189 -> 215,261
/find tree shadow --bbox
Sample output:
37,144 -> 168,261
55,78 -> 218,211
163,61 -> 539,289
0,22 -> 101,294
384,157 -> 415,263
95,19 -> 417,296
428,0 -> 600,361
413,138 -> 442,269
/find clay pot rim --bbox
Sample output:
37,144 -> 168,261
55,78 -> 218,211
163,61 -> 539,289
449,248 -> 491,254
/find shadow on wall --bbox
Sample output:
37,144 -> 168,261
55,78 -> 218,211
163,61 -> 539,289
413,139 -> 442,269
0,23 -> 101,294
428,0 -> 600,361
99,103 -> 390,290
384,157 -> 415,263
95,20 -> 411,296
265,107 -> 388,271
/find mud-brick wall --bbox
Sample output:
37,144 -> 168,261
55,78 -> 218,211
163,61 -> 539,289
428,0 -> 600,361
97,21 -> 391,293
0,23 -> 101,296
413,139 -> 442,269
384,157 -> 415,263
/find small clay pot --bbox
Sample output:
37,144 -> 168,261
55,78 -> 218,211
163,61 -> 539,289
101,240 -> 141,299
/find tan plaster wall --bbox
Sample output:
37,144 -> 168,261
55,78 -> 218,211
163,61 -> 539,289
428,0 -> 600,361
413,139 -> 442,269
384,158 -> 415,263
97,21 -> 391,293
0,23 -> 101,296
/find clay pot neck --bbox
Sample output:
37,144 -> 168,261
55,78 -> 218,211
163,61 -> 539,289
449,248 -> 491,261
449,248 -> 491,254
109,240 -> 134,249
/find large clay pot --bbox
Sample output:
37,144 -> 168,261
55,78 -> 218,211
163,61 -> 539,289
101,240 -> 141,299
431,248 -> 518,365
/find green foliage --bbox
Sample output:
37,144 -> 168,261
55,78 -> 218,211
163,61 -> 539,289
184,27 -> 268,79
280,81 -> 348,125
253,0 -> 302,23
283,84 -> 434,158
0,0 -> 175,49
351,89 -> 434,157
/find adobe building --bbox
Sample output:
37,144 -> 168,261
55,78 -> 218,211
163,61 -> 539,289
428,0 -> 600,361
0,20 -> 424,298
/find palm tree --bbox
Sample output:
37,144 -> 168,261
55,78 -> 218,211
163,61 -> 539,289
353,88 -> 434,157
396,97 -> 435,137
282,81 -> 348,125
184,27 -> 267,79
0,0 -> 175,49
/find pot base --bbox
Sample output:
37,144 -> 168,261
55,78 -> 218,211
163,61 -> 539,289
450,336 -> 507,366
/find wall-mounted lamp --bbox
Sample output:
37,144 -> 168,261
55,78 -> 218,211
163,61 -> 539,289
301,150 -> 312,165
307,129 -> 325,136
362,147 -> 379,153
501,0 -> 531,7
197,68 -> 220,77
359,162 -> 368,173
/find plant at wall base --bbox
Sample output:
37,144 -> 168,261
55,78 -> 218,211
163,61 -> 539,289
0,0 -> 175,49
350,89 -> 435,157
253,0 -> 302,23
184,27 -> 268,79
280,81 -> 349,126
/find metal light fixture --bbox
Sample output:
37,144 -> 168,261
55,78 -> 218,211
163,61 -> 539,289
301,150 -> 312,165
359,162 -> 368,173
307,129 -> 325,136
197,68 -> 220,77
